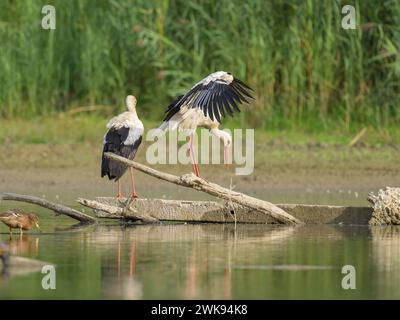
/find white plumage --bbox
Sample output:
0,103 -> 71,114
155,71 -> 254,177
101,95 -> 143,198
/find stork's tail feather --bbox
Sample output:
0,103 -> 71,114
101,151 -> 126,181
101,151 -> 117,180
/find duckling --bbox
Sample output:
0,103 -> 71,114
0,209 -> 40,235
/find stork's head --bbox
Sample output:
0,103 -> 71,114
220,130 -> 232,147
126,95 -> 137,112
210,128 -> 232,167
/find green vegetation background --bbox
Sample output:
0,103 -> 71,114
0,0 -> 399,144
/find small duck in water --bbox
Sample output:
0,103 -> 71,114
0,209 -> 40,235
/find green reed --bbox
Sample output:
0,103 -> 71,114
0,0 -> 399,131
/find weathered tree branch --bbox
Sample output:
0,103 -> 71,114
104,152 -> 302,225
0,192 -> 96,224
77,198 -> 159,223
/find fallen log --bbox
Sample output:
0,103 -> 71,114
104,152 -> 302,225
77,198 -> 159,223
0,192 -> 96,224
80,197 -> 373,225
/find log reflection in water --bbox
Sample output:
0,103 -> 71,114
90,224 -> 298,299
371,226 -> 400,273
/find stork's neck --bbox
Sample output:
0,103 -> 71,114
210,128 -> 232,146
128,109 -> 138,118
126,95 -> 137,113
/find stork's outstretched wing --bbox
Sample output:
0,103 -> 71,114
163,71 -> 254,123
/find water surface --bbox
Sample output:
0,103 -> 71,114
1,204 -> 399,299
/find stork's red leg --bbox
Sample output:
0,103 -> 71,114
188,133 -> 200,177
129,167 -> 138,198
116,180 -> 124,199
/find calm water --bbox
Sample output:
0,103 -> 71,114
1,204 -> 400,299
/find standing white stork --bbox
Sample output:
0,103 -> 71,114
101,95 -> 144,198
154,71 -> 254,177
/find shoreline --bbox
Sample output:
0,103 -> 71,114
1,142 -> 398,207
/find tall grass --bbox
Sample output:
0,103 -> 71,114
0,0 -> 399,131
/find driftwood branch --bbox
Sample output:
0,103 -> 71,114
0,192 -> 96,224
104,152 -> 302,225
77,198 -> 159,223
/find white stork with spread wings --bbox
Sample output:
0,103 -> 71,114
154,71 -> 254,177
101,95 -> 144,198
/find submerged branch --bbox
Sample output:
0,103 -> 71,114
0,192 -> 96,224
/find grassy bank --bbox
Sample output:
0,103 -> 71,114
1,0 -> 399,131
1,114 -> 399,147
1,116 -> 399,205
1,115 -> 399,203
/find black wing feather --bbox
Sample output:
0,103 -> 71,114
235,78 -> 254,91
229,84 -> 245,104
164,95 -> 184,122
220,93 -> 233,116
101,127 -> 142,181
225,90 -> 241,112
207,90 -> 216,121
162,75 -> 254,124
216,93 -> 225,119
174,84 -> 202,110
233,81 -> 254,99
193,89 -> 208,109
201,90 -> 212,116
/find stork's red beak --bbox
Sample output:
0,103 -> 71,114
224,145 -> 230,169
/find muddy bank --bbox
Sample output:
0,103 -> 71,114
0,143 -> 399,205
